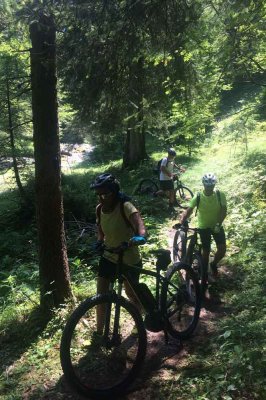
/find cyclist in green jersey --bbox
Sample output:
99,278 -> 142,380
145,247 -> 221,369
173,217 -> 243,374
180,173 -> 227,279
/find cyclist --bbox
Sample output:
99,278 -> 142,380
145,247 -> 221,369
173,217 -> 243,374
156,148 -> 184,211
180,173 -> 227,281
90,173 -> 147,334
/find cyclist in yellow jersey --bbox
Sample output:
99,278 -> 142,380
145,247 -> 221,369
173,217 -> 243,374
180,173 -> 227,279
90,173 -> 147,334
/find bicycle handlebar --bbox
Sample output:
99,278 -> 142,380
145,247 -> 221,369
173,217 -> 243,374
93,237 -> 146,255
172,221 -> 189,230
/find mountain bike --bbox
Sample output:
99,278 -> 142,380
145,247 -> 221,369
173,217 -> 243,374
134,169 -> 193,209
60,244 -> 201,399
173,222 -> 207,294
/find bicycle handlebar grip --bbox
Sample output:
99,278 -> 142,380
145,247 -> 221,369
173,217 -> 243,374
172,223 -> 181,229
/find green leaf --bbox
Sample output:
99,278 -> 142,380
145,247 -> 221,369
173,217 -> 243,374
223,330 -> 232,339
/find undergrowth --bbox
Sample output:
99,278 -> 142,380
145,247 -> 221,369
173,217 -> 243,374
0,116 -> 265,399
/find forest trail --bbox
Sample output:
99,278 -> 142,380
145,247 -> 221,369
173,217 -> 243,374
118,225 -> 233,400
56,280 -> 232,400
60,143 -> 94,172
54,221 -> 233,400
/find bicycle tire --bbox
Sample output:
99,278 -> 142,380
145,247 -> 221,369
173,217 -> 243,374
175,185 -> 193,209
172,230 -> 186,262
60,293 -> 147,399
161,262 -> 201,339
134,179 -> 159,195
191,253 -> 207,294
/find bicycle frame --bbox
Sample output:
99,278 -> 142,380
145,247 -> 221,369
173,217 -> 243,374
107,257 -> 168,309
185,229 -> 201,263
175,225 -> 210,294
60,245 -> 201,399
102,249 -> 178,342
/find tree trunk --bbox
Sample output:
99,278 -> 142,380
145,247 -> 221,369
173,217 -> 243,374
123,57 -> 148,169
6,79 -> 26,200
123,125 -> 147,168
30,14 -> 73,310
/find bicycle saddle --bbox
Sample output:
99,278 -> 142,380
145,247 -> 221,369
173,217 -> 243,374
153,249 -> 171,270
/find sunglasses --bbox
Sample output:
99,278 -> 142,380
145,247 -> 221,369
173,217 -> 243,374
97,192 -> 113,199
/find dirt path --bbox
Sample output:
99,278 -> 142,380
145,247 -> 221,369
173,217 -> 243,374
119,227 -> 232,400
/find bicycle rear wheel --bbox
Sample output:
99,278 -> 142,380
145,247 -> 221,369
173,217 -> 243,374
135,179 -> 158,195
60,293 -> 147,399
175,186 -> 193,208
161,262 -> 201,339
172,230 -> 186,262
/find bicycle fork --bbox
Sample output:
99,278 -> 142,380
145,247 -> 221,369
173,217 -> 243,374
103,279 -> 123,348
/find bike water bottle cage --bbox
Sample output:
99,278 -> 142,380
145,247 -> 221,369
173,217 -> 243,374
154,249 -> 171,270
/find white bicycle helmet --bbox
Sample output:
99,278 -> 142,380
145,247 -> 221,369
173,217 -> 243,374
202,173 -> 217,186
168,148 -> 176,156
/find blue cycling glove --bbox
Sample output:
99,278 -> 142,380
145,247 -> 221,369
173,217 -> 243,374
130,236 -> 147,245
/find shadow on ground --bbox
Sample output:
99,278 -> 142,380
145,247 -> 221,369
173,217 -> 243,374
23,267 -> 235,400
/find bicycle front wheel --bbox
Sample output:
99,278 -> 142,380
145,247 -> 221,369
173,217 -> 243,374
191,253 -> 207,294
60,294 -> 147,399
175,186 -> 193,208
161,262 -> 201,339
135,179 -> 158,195
173,230 -> 186,262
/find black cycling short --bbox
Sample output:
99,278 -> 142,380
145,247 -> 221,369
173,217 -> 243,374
160,180 -> 174,191
199,227 -> 226,252
98,257 -> 142,283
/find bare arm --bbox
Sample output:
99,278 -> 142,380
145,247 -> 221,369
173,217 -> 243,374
219,206 -> 227,225
129,212 -> 146,237
161,165 -> 172,178
97,224 -> 104,241
180,207 -> 194,224
174,163 -> 185,172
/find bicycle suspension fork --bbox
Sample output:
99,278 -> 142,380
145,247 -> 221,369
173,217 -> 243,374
103,264 -> 123,345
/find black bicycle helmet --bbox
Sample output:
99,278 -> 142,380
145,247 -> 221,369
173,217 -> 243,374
168,148 -> 176,156
90,173 -> 120,193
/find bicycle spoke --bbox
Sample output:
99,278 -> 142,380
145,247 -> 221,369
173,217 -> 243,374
175,186 -> 193,208
139,179 -> 158,195
162,263 -> 201,339
61,295 -> 146,398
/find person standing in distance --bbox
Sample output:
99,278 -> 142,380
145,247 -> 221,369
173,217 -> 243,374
180,173 -> 227,281
158,148 -> 183,211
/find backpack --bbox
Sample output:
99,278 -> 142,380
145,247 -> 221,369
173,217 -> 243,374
195,190 -> 222,216
154,158 -> 169,176
96,192 -> 136,233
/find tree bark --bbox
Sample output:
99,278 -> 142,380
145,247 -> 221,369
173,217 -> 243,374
123,57 -> 148,169
6,78 -> 26,200
30,14 -> 73,310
